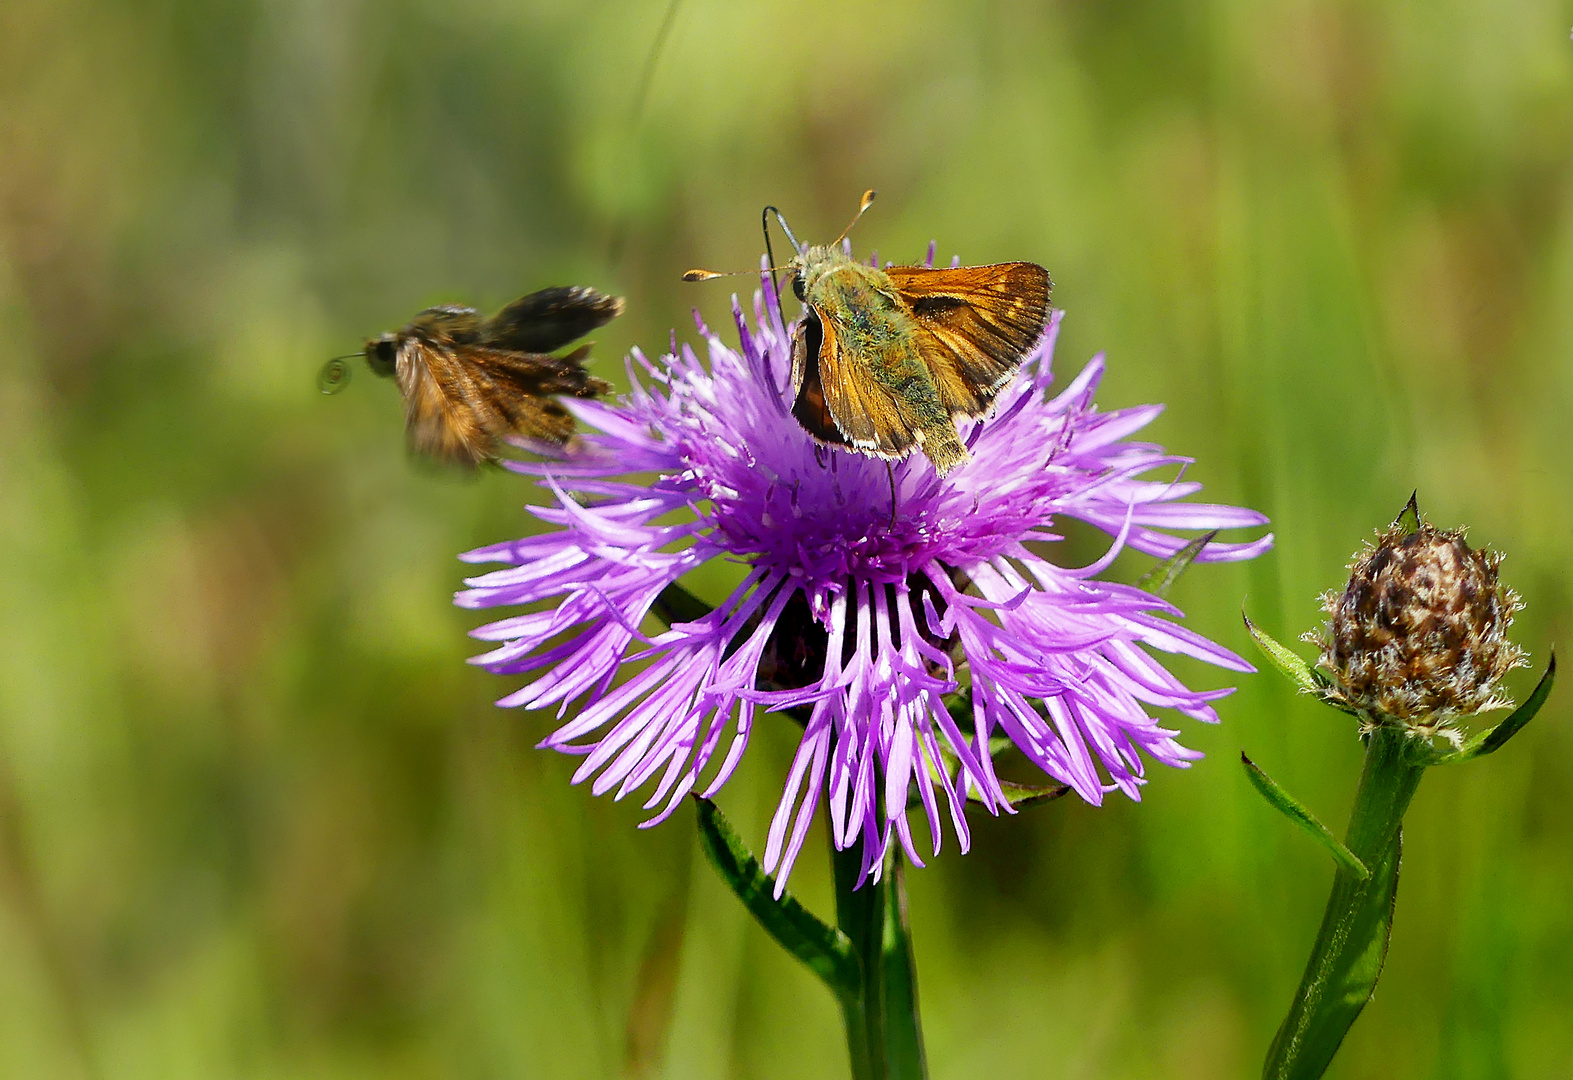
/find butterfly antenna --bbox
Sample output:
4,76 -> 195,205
832,189 -> 877,246
318,354 -> 359,395
762,205 -> 802,336
764,206 -> 803,254
681,265 -> 791,282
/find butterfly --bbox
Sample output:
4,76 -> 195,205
322,286 -> 622,467
685,191 -> 1050,476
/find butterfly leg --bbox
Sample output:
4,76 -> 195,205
885,461 -> 898,529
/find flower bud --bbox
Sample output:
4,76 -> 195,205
1314,498 -> 1525,738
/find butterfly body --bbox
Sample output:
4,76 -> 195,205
789,244 -> 966,471
356,285 -> 620,467
786,242 -> 1051,476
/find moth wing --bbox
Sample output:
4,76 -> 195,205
884,262 -> 1050,418
394,337 -> 498,466
796,307 -> 923,458
485,286 -> 625,353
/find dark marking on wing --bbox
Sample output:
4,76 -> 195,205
885,262 -> 1051,419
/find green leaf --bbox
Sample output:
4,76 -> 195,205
999,779 -> 1072,809
1431,653 -> 1556,765
914,713 -> 1069,812
1266,829 -> 1404,1079
1241,753 -> 1368,879
1243,613 -> 1335,698
651,581 -> 713,627
1137,530 -> 1219,599
692,797 -> 860,1000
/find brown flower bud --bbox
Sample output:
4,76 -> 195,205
1313,499 -> 1525,738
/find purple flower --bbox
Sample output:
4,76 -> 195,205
456,267 -> 1272,891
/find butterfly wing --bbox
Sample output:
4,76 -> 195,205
795,307 -> 923,458
790,313 -> 850,447
394,336 -> 499,465
884,262 -> 1050,418
485,286 -> 625,353
399,339 -> 615,465
379,295 -> 616,466
468,343 -> 612,443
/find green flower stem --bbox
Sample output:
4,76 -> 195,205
831,838 -> 929,1080
1263,724 -> 1427,1080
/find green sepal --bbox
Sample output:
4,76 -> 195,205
1428,654 -> 1556,766
692,796 -> 860,1000
651,581 -> 713,627
1137,530 -> 1219,599
1393,492 -> 1422,536
1241,753 -> 1369,880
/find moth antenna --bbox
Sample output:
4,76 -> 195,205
832,189 -> 877,246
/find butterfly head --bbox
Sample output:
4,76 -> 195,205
364,333 -> 398,378
789,243 -> 865,305
682,191 -> 878,329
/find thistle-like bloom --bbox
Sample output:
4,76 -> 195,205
1314,507 -> 1526,740
456,270 -> 1272,888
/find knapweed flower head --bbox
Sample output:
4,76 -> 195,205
456,263 -> 1272,889
1314,500 -> 1526,741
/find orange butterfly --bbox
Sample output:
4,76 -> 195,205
688,192 -> 1050,475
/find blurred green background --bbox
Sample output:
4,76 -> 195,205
2,0 -> 1570,1077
